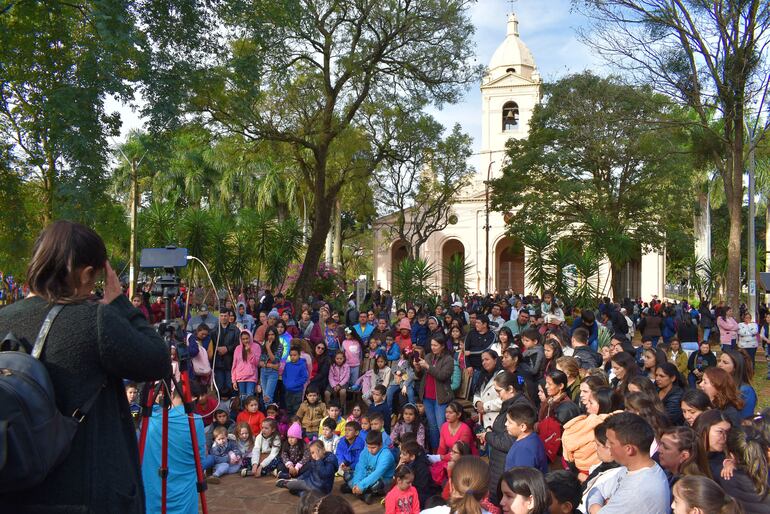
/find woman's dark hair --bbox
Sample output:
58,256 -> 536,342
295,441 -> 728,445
544,337 -> 564,362
27,220 -> 108,303
475,350 -> 502,394
446,401 -> 465,422
495,370 -> 525,394
693,409 -> 732,478
657,361 -> 686,389
627,375 -> 659,402
264,327 -> 282,356
394,464 -> 415,480
497,467 -> 550,514
660,426 -> 706,477
502,347 -> 522,370
721,348 -> 752,385
682,388 -> 711,412
593,387 -> 614,414
546,370 -> 568,392
625,392 -> 671,439
498,326 -> 514,345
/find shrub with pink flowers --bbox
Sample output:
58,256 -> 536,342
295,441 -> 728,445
282,262 -> 346,300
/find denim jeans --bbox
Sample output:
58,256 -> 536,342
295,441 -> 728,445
212,462 -> 241,477
703,328 -> 711,342
743,347 -> 757,367
214,369 -> 232,396
260,367 -> 279,404
650,336 -> 660,348
386,384 -> 415,411
285,390 -> 303,417
348,365 -> 360,387
423,397 -> 447,451
237,381 -> 256,404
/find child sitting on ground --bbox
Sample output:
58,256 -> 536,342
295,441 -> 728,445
276,439 -> 339,496
335,420 -> 365,481
233,422 -> 254,472
391,403 -> 426,450
278,422 -> 311,479
248,418 -> 282,478
318,418 -> 340,454
207,426 -> 242,482
398,439 -> 439,509
341,430 -> 396,505
318,401 -> 346,436
367,385 -> 392,433
236,396 -> 265,437
384,465 -> 420,514
296,387 -> 326,439
265,403 -> 289,438
205,409 -> 236,448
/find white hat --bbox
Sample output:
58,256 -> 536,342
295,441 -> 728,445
451,301 -> 463,308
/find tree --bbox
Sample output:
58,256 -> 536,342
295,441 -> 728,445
373,110 -> 475,258
491,72 -> 695,287
575,0 -> 770,313
186,0 -> 481,301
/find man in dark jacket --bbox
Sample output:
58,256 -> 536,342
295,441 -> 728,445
212,309 -> 239,397
571,327 -> 602,370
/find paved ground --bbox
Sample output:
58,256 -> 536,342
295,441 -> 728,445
203,474 -> 385,513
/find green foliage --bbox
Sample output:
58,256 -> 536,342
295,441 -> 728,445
443,254 -> 472,298
572,249 -> 601,309
521,227 -> 552,297
491,72 -> 695,273
392,258 -> 436,308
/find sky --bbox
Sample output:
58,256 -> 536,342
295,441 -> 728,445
108,0 -> 605,156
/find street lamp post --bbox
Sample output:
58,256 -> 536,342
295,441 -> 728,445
484,160 -> 496,296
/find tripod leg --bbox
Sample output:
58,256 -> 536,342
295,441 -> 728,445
173,371 -> 209,514
161,381 -> 170,514
138,381 -> 162,464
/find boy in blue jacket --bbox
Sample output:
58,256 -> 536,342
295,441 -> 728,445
283,346 -> 309,416
336,420 -> 364,481
340,430 -> 396,505
411,313 -> 429,348
276,440 -> 338,496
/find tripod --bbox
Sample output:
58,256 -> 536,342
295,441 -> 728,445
137,295 -> 209,514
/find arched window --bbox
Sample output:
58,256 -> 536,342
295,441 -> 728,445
502,101 -> 519,131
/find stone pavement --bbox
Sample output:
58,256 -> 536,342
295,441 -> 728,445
202,474 -> 385,513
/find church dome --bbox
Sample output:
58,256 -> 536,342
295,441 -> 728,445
487,13 -> 537,82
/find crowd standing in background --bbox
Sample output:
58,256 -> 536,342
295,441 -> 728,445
105,283 -> 770,512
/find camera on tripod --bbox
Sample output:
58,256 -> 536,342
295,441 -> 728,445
140,246 -> 188,342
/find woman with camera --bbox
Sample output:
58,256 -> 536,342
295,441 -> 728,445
0,221 -> 171,513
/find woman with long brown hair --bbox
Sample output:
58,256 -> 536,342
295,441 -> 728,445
0,220 -> 170,513
699,367 -> 744,426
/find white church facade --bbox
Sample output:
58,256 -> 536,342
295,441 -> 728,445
372,12 -> 666,300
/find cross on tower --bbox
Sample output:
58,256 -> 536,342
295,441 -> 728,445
507,0 -> 517,13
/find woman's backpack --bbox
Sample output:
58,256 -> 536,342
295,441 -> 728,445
0,306 -> 103,492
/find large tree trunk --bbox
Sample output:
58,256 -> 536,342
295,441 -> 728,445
294,176 -> 334,302
725,118 -> 744,315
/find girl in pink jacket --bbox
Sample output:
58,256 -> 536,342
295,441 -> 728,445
717,307 -> 739,352
326,350 -> 349,410
232,329 -> 261,404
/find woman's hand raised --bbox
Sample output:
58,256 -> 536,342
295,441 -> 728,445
100,261 -> 122,305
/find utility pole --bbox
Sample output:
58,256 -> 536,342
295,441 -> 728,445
129,158 -> 138,299
484,160 -> 495,296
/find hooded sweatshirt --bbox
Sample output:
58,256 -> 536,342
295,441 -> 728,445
296,452 -> 339,494
235,302 -> 256,332
231,329 -> 261,384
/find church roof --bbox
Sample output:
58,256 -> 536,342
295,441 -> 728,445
486,13 -> 537,82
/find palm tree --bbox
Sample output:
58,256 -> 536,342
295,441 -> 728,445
521,227 -> 552,297
443,253 -> 472,298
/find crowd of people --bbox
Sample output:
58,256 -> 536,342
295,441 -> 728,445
122,285 -> 770,514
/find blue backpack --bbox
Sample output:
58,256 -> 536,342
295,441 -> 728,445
0,306 -> 103,492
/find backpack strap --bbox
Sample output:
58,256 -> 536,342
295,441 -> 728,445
30,305 -> 104,423
31,305 -> 64,359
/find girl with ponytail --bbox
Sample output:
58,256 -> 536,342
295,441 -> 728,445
671,475 -> 741,514
422,456 -> 492,514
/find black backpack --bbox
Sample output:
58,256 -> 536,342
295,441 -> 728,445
0,305 -> 103,492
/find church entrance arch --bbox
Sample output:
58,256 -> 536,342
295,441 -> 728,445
441,239 -> 466,291
495,237 -> 524,293
390,240 -> 409,286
